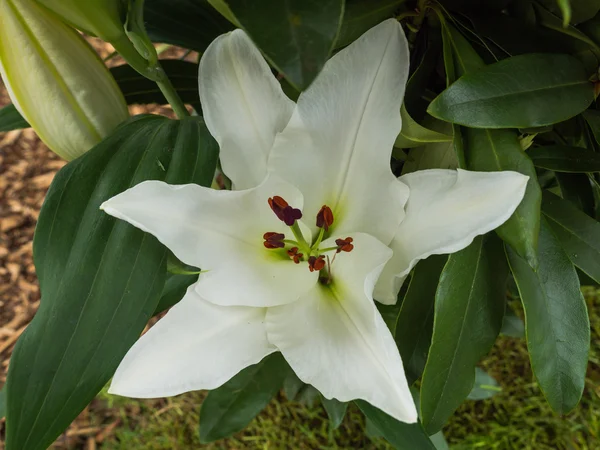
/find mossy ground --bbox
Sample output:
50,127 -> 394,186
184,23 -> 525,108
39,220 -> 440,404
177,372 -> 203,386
94,290 -> 600,449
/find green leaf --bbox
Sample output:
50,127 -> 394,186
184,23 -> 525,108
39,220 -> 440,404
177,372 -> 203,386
199,353 -> 287,443
538,0 -> 600,24
0,387 -> 5,420
582,109 -> 600,146
555,172 -> 596,217
153,273 -> 198,315
5,116 -> 219,450
321,396 -> 347,429
428,54 -> 594,129
420,235 -> 508,434
430,431 -> 449,450
144,0 -> 233,52
395,105 -> 453,149
467,368 -> 502,400
542,190 -> 600,283
464,128 -> 542,268
356,401 -> 436,450
501,306 -> 526,338
223,0 -> 344,90
529,145 -> 600,172
506,218 -> 590,414
336,0 -> 404,48
0,104 -> 29,132
282,366 -> 304,401
111,60 -> 201,107
395,255 -> 448,383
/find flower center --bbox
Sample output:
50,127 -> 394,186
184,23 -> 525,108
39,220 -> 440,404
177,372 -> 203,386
263,196 -> 354,283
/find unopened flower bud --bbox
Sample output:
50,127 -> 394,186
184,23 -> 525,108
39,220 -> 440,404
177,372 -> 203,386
0,0 -> 129,160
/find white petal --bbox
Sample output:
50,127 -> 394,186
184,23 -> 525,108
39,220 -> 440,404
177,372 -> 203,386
199,29 -> 295,190
266,233 -> 417,423
109,284 -> 274,397
268,19 -> 410,244
374,169 -> 529,304
101,176 -> 318,307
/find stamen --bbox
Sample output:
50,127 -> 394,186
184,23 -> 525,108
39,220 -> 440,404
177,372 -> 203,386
263,232 -> 285,249
287,247 -> 303,264
316,205 -> 334,231
335,237 -> 354,253
268,196 -> 302,226
308,255 -> 326,272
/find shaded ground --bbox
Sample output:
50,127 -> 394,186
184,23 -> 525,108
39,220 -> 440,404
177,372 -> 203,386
1,47 -> 600,450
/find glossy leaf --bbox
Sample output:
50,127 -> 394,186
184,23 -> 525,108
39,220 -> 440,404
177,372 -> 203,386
395,105 -> 453,149
224,0 -> 344,90
506,219 -> 590,414
464,128 -> 542,268
5,116 -> 219,450
429,54 -> 594,129
144,0 -> 233,52
395,255 -> 448,383
420,236 -> 508,434
467,368 -> 502,401
321,397 -> 347,429
336,0 -> 404,48
529,145 -> 600,172
0,104 -> 29,132
356,401 -> 436,450
199,353 -> 287,443
542,191 -> 600,283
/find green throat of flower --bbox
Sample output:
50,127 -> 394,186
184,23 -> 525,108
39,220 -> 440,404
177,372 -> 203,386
263,195 -> 354,285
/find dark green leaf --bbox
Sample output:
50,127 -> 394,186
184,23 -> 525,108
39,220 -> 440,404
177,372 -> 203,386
153,273 -> 198,315
395,105 -> 453,149
0,387 -> 5,419
529,145 -> 600,172
506,219 -> 590,414
542,190 -> 600,283
464,128 -> 542,268
555,172 -> 596,217
467,368 -> 502,400
501,306 -> 526,338
538,0 -> 600,23
199,353 -> 287,443
583,109 -> 600,146
395,255 -> 448,384
420,236 -> 508,434
144,0 -> 234,52
430,431 -> 450,450
111,60 -> 200,107
282,366 -> 304,401
429,54 -> 594,128
0,104 -> 29,132
336,0 -> 404,48
321,397 -> 347,429
6,116 -> 219,450
223,0 -> 344,90
356,401 -> 436,450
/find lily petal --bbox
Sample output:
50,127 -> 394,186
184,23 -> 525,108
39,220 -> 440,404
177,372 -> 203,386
268,19 -> 410,244
101,176 -> 318,307
199,29 -> 295,190
109,284 -> 274,397
374,169 -> 529,304
266,233 -> 417,423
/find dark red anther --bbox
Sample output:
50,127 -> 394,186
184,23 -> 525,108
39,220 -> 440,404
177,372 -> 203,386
308,255 -> 326,272
287,247 -> 303,264
263,232 -> 285,249
335,237 -> 354,253
268,196 -> 302,226
316,205 -> 334,231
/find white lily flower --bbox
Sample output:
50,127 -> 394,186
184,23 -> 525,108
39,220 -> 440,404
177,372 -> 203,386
101,20 -> 528,423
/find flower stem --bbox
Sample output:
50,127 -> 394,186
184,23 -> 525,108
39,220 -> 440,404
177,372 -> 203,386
155,65 -> 190,119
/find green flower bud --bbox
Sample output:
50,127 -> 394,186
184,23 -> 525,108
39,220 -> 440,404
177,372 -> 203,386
36,0 -> 125,41
0,0 -> 129,160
